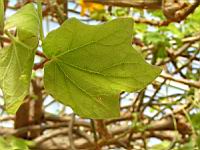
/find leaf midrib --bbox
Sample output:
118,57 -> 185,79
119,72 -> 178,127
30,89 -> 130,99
56,62 -> 109,110
51,28 -> 129,60
57,61 -> 144,92
58,60 -> 139,78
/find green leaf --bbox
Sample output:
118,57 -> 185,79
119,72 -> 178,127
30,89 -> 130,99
0,137 -> 11,149
196,135 -> 200,149
0,40 -> 35,113
113,7 -> 129,17
191,112 -> 200,130
0,137 -> 29,150
134,23 -> 148,33
0,3 -> 39,113
150,10 -> 165,20
143,32 -> 169,63
0,0 -> 4,33
177,140 -> 195,150
5,3 -> 39,48
9,136 -> 30,150
160,24 -> 184,39
143,32 -> 169,49
43,18 -> 161,119
184,6 -> 200,33
150,141 -> 170,150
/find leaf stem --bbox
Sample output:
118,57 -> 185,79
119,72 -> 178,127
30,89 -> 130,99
5,30 -> 16,42
5,30 -> 31,50
90,119 -> 98,143
183,108 -> 196,135
37,0 -> 44,42
0,0 -> 4,35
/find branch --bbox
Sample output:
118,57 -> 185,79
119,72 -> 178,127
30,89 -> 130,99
160,72 -> 200,88
34,128 -> 69,146
84,0 -> 161,9
68,114 -> 76,150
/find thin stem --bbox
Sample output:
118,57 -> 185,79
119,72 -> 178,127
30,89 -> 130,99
5,30 -> 16,41
68,114 -> 76,150
5,30 -> 31,49
183,108 -> 196,135
90,119 -> 98,143
37,0 -> 44,42
64,0 -> 68,19
0,0 -> 4,35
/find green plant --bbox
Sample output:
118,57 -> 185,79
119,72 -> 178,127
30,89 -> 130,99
0,3 -> 161,119
0,1 -> 199,149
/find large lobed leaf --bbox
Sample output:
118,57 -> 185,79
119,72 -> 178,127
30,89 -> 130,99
0,4 -> 39,113
43,18 -> 161,119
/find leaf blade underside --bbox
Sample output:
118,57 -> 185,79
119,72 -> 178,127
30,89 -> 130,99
43,18 -> 161,119
0,3 -> 39,113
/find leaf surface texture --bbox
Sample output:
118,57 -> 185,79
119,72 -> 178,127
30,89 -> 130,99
43,18 -> 161,119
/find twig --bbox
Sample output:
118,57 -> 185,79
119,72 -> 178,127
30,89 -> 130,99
68,114 -> 76,150
84,0 -> 161,9
90,119 -> 99,149
37,0 -> 45,42
160,72 -> 200,88
34,128 -> 68,145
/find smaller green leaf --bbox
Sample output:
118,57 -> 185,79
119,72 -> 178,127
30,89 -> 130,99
5,3 -> 39,48
0,0 -> 4,33
9,136 -> 30,150
190,112 -> 200,130
150,10 -> 165,20
0,137 -> 11,150
0,3 -> 39,113
177,140 -> 195,150
150,141 -> 170,150
185,6 -> 200,33
134,23 -> 148,33
90,9 -> 108,21
0,40 -> 35,113
143,32 -> 169,47
160,24 -> 184,39
155,44 -> 167,58
196,135 -> 200,149
143,32 -> 169,63
113,7 -> 129,17
0,137 -> 29,150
